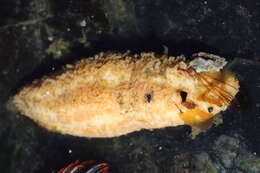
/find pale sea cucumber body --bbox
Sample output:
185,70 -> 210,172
13,52 -> 239,137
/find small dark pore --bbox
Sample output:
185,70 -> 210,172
180,91 -> 188,102
180,90 -> 197,109
208,107 -> 214,112
145,93 -> 153,103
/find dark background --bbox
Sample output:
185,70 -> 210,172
0,0 -> 260,172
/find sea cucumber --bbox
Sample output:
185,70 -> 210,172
13,52 -> 239,137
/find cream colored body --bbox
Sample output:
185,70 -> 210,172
13,52 -> 239,137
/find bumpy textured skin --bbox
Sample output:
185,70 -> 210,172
13,52 -> 239,137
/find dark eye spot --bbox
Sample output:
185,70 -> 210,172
145,93 -> 153,103
208,107 -> 214,112
180,91 -> 187,102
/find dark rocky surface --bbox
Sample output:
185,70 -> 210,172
1,0 -> 260,172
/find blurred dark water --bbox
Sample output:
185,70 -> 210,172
1,0 -> 260,172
